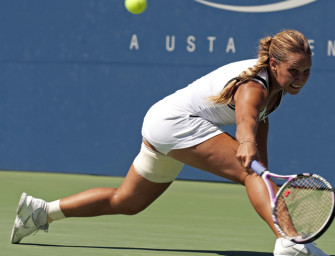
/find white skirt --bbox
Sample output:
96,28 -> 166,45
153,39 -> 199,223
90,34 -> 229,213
141,101 -> 224,155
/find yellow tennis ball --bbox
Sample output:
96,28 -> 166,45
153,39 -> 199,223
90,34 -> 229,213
125,0 -> 147,14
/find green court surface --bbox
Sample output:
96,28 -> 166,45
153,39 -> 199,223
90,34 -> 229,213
1,171 -> 334,256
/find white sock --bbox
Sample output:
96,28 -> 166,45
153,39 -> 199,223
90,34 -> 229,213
47,200 -> 66,222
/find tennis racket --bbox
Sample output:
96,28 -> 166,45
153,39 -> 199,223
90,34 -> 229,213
251,160 -> 335,244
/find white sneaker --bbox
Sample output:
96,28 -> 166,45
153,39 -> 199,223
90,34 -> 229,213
274,238 -> 329,256
10,192 -> 49,244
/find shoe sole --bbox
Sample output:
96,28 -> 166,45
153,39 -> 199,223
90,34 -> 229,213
10,193 -> 28,244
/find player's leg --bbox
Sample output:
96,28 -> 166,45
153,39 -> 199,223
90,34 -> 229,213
59,164 -> 172,217
167,132 -> 281,237
168,133 -> 330,255
11,151 -> 175,244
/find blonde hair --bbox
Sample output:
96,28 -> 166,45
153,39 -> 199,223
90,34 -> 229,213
209,30 -> 311,105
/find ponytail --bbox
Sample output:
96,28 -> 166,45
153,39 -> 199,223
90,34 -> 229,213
209,30 -> 310,105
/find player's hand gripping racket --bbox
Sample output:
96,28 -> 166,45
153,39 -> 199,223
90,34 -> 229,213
251,160 -> 335,244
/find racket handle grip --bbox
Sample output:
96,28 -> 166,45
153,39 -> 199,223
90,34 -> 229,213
251,160 -> 267,176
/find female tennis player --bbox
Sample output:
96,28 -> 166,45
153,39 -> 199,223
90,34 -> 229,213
11,29 -> 329,255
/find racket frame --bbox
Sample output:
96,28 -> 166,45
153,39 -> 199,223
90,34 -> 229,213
251,160 -> 335,244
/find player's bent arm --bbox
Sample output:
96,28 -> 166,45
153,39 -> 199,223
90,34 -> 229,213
234,82 -> 268,142
233,81 -> 268,167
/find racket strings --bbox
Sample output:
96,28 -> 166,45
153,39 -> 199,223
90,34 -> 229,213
275,175 -> 334,240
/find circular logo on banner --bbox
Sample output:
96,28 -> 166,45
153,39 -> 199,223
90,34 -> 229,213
194,0 -> 317,13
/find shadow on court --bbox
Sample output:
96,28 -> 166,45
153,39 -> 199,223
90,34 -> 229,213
20,243 -> 335,256
20,243 -> 274,256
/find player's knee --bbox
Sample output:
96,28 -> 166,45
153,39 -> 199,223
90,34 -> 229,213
235,176 -> 246,186
110,191 -> 148,215
122,203 -> 148,215
234,171 -> 256,186
121,199 -> 148,215
243,171 -> 260,185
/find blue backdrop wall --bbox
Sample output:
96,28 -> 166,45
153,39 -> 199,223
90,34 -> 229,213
0,0 -> 334,183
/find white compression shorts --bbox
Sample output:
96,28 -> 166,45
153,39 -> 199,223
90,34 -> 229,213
133,143 -> 184,183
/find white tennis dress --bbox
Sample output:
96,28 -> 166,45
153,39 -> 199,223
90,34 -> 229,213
142,59 -> 284,155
